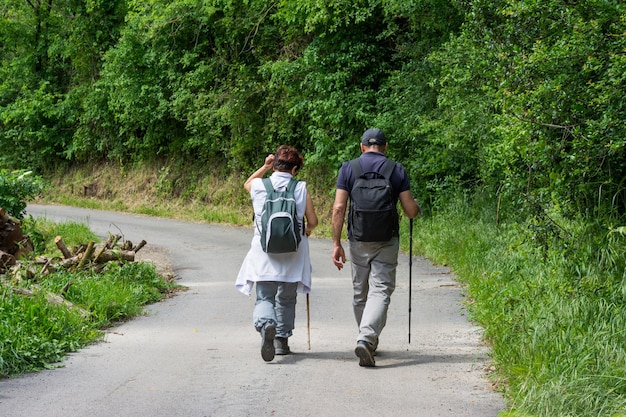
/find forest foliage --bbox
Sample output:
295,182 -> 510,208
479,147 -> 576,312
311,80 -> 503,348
2,1 -> 626,223
2,0 -> 626,223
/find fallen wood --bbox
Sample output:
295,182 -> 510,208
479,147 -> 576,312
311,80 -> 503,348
105,233 -> 121,249
94,249 -> 135,263
93,244 -> 107,263
1,249 -> 16,267
77,241 -> 95,269
5,229 -> 150,275
60,255 -> 81,268
132,240 -> 147,252
55,236 -> 72,259
11,285 -> 90,318
39,257 -> 52,275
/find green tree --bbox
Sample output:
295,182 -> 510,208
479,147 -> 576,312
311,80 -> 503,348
0,0 -> 127,170
429,0 -> 626,220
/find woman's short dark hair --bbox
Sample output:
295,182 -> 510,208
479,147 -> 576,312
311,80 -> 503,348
273,145 -> 304,173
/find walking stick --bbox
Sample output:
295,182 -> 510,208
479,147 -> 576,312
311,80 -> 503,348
306,293 -> 311,350
409,217 -> 413,344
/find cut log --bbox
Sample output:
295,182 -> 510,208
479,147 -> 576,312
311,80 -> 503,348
12,285 -> 90,317
60,255 -> 81,268
105,234 -> 121,249
94,249 -> 135,263
0,250 -> 16,267
132,240 -> 147,252
77,241 -> 95,269
55,236 -> 73,259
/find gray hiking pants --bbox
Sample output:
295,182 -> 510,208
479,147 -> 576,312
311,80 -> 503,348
349,237 -> 399,347
253,281 -> 298,338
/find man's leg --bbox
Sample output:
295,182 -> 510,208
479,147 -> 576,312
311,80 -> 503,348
349,240 -> 371,327
351,239 -> 399,346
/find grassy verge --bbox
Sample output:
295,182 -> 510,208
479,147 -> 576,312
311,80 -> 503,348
0,217 -> 178,377
413,198 -> 626,417
38,159 -> 336,235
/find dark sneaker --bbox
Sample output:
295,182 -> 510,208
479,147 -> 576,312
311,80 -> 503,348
355,341 -> 375,367
274,337 -> 291,355
261,324 -> 276,362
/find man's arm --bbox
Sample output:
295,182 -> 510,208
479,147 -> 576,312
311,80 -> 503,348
331,189 -> 349,270
398,190 -> 420,219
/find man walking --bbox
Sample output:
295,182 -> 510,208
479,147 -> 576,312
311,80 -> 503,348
332,128 -> 420,367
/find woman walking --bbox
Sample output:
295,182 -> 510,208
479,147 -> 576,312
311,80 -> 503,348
236,145 -> 318,362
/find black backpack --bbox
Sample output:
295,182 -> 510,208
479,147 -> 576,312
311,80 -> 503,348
258,178 -> 302,253
348,159 -> 398,242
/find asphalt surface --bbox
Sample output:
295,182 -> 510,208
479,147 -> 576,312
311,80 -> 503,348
0,205 -> 506,417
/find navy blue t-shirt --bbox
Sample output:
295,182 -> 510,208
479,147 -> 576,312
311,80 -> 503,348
336,152 -> 411,237
336,152 -> 411,196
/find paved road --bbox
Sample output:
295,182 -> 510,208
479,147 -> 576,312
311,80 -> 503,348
1,205 -> 505,417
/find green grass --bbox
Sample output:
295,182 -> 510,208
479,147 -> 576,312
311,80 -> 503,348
0,287 -> 101,375
22,216 -> 99,255
0,218 -> 178,377
412,200 -> 626,416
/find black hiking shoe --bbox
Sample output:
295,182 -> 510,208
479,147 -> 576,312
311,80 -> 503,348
355,341 -> 375,367
274,337 -> 291,355
261,324 -> 276,362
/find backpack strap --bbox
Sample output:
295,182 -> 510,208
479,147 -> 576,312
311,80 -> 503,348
349,159 -> 363,178
349,158 -> 395,179
262,177 -> 274,193
262,177 -> 298,193
286,178 -> 298,192
380,159 -> 396,179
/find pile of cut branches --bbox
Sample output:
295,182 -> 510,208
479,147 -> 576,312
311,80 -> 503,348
1,208 -> 150,316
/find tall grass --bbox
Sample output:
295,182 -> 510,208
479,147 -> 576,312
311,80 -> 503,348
413,197 -> 626,416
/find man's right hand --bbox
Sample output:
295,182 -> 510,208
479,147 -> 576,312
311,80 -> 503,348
332,245 -> 346,270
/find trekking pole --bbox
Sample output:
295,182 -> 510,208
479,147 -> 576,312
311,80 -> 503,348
408,219 -> 413,344
306,293 -> 311,350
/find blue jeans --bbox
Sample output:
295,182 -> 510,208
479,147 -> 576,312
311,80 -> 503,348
349,238 -> 399,346
253,281 -> 298,338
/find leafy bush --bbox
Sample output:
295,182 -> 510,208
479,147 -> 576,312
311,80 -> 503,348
0,170 -> 47,219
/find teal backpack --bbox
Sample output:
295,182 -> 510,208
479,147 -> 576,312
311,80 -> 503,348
259,178 -> 301,253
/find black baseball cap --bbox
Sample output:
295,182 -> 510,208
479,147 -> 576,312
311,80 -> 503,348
361,128 -> 387,146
